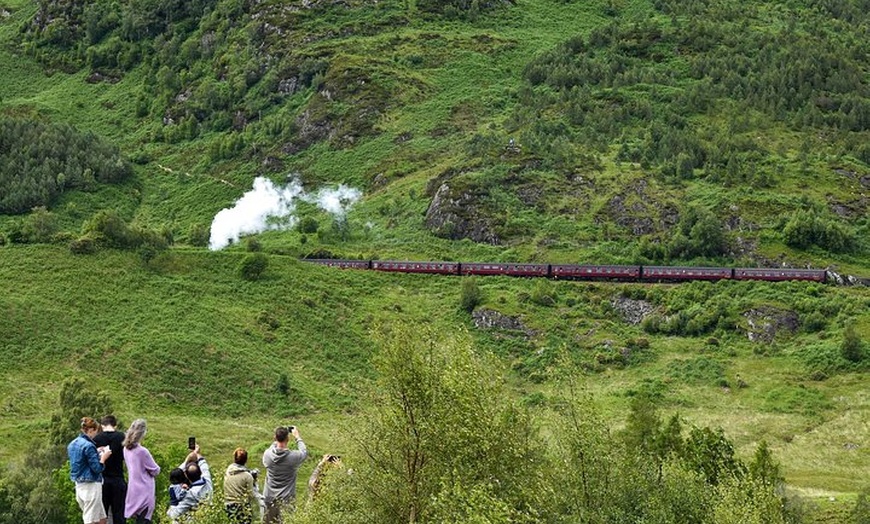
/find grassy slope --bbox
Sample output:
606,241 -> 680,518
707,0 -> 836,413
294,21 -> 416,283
0,0 -> 868,509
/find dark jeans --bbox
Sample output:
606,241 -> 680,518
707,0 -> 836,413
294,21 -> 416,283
101,476 -> 126,524
226,503 -> 253,524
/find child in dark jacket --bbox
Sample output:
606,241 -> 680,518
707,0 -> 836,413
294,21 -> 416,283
168,468 -> 189,507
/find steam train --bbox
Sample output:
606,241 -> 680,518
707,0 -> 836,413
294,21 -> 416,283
302,259 -> 827,283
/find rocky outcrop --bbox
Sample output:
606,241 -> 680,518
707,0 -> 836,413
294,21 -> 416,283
425,183 -> 500,244
610,296 -> 656,325
472,308 -> 536,337
743,306 -> 799,343
597,178 -> 678,235
826,270 -> 870,287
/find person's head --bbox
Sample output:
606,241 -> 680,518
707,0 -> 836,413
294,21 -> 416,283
169,467 -> 187,485
100,415 -> 117,429
123,419 -> 147,449
275,426 -> 290,444
185,462 -> 202,483
233,448 -> 248,466
80,417 -> 100,437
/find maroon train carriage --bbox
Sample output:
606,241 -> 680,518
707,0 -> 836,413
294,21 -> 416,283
551,264 -> 641,280
371,260 -> 460,275
460,262 -> 550,278
304,259 -> 371,270
641,266 -> 733,281
734,268 -> 826,282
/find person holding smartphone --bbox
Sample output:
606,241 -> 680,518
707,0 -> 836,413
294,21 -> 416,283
68,417 -> 112,524
262,425 -> 307,523
167,443 -> 213,522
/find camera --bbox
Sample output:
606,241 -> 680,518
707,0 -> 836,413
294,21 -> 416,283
188,436 -> 196,450
287,426 -> 296,432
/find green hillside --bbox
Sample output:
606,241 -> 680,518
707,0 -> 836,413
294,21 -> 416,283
1,0 -> 869,522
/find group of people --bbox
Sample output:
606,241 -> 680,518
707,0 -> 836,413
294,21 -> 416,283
68,416 -> 341,524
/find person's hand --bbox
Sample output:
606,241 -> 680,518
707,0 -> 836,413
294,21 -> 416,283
291,427 -> 301,440
99,448 -> 112,463
194,443 -> 202,457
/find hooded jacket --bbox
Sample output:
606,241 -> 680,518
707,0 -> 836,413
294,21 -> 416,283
224,463 -> 255,505
262,439 -> 307,503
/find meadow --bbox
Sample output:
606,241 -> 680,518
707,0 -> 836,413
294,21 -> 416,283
0,0 -> 868,521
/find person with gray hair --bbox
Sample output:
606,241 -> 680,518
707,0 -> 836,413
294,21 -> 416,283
123,419 -> 161,524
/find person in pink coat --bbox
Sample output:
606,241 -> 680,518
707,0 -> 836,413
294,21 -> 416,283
123,419 -> 161,523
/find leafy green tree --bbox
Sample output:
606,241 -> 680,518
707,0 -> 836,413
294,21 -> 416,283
460,278 -> 483,313
682,426 -> 746,486
188,223 -> 211,247
841,323 -> 865,363
303,324 -> 537,523
20,206 -> 59,243
0,378 -> 112,524
239,252 -> 269,281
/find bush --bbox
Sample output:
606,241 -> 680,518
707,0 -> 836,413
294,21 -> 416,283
842,323 -> 865,363
239,253 -> 268,281
459,278 -> 483,312
188,223 -> 211,247
782,209 -> 857,253
69,235 -> 98,255
297,216 -> 319,234
530,280 -> 557,307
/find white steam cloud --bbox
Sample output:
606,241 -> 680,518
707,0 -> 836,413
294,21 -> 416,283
208,176 -> 362,251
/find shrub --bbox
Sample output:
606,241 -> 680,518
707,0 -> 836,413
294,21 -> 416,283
69,235 -> 98,255
842,323 -> 865,363
245,238 -> 262,252
239,253 -> 268,281
188,223 -> 211,247
297,216 -> 319,234
530,280 -> 556,307
459,278 -> 483,312
782,209 -> 857,253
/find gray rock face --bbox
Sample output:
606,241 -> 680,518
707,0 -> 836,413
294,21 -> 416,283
743,306 -> 799,343
472,308 -> 536,337
424,183 -> 500,244
610,296 -> 656,325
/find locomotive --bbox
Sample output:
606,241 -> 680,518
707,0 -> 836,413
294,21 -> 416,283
302,259 -> 827,283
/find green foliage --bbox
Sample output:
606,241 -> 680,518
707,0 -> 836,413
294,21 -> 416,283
19,206 -> 59,243
0,119 -> 132,214
297,216 -> 320,235
529,279 -> 557,307
310,324 -> 536,523
841,323 -> 865,363
682,426 -> 746,486
460,277 -> 484,312
188,223 -> 211,247
0,378 -> 112,524
238,252 -> 268,281
415,0 -> 514,19
783,209 -> 857,253
82,210 -> 170,253
854,486 -> 870,524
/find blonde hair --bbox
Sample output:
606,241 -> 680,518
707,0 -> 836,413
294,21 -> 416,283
123,418 -> 148,449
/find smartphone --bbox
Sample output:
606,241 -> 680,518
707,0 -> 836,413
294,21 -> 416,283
188,436 -> 196,450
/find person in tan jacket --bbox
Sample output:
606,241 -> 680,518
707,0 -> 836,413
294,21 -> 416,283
224,448 -> 262,524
